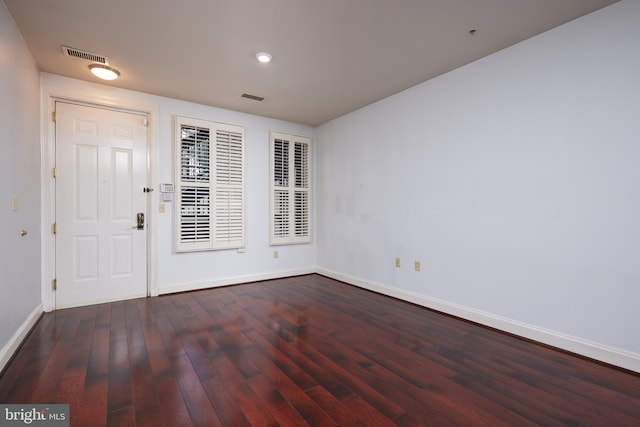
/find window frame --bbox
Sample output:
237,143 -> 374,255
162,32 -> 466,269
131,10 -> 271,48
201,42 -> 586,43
175,115 -> 245,252
269,131 -> 312,245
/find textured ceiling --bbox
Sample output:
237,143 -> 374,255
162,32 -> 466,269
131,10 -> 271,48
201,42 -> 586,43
4,0 -> 618,125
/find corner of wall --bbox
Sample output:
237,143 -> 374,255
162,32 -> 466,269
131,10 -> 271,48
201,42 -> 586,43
0,304 -> 43,375
316,267 -> 640,374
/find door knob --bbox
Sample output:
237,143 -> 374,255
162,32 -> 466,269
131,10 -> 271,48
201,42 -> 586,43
136,212 -> 145,230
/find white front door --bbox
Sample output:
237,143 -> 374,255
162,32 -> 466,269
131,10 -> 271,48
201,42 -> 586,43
55,102 -> 148,308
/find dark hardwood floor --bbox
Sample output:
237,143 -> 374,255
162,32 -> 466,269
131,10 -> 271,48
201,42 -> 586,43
1,274 -> 639,426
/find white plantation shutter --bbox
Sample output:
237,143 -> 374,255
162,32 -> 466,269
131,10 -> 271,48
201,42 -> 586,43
214,128 -> 244,248
176,116 -> 244,252
294,141 -> 310,237
273,190 -> 289,238
294,191 -> 309,237
180,186 -> 210,244
294,142 -> 309,188
270,132 -> 311,245
273,139 -> 289,187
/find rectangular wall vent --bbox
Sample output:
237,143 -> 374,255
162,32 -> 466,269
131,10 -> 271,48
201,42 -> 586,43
62,46 -> 109,64
241,93 -> 265,102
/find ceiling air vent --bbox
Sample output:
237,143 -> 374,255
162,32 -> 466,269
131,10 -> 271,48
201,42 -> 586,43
62,46 -> 109,64
241,93 -> 265,102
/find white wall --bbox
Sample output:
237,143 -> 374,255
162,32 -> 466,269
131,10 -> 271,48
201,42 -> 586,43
40,74 -> 316,297
316,0 -> 640,371
0,2 -> 42,369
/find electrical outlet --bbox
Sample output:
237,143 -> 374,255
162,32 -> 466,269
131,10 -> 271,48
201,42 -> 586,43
395,257 -> 401,267
414,261 -> 421,272
274,250 -> 279,259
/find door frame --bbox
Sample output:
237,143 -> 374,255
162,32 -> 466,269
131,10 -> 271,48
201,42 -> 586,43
41,90 -> 160,311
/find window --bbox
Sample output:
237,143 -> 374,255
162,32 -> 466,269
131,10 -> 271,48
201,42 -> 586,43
270,132 -> 311,245
175,116 -> 244,252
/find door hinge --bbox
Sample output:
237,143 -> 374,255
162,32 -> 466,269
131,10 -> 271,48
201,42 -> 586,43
52,167 -> 57,178
52,278 -> 57,291
52,111 -> 57,122
52,223 -> 57,234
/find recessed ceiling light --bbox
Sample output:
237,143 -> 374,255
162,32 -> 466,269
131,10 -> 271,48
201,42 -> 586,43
88,64 -> 120,80
256,52 -> 272,63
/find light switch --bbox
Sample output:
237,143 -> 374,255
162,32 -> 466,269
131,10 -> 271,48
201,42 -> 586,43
395,257 -> 401,267
11,196 -> 18,211
159,203 -> 165,213
414,261 -> 421,272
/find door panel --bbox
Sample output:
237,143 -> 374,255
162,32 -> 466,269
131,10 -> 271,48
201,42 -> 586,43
55,102 -> 148,308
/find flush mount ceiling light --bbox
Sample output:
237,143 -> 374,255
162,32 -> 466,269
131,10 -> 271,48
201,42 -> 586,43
88,64 -> 120,80
256,52 -> 272,63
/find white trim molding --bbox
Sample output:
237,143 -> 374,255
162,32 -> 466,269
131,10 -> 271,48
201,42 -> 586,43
0,304 -> 43,374
54,293 -> 148,311
159,267 -> 316,295
316,267 -> 640,374
40,84 -> 160,310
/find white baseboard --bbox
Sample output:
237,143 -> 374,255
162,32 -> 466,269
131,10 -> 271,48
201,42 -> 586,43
54,293 -> 148,310
0,304 -> 43,374
316,267 -> 640,374
158,267 -> 316,295
63,264 -> 639,373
